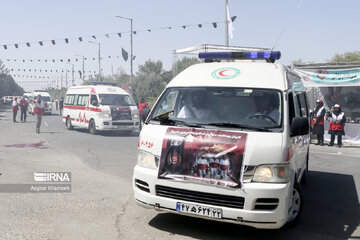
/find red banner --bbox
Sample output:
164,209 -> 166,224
158,127 -> 247,188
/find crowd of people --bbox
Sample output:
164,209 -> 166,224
192,152 -> 231,180
312,99 -> 346,147
11,95 -> 64,134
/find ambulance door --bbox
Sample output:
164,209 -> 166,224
89,94 -> 99,125
76,94 -> 89,128
72,95 -> 79,127
289,92 -> 306,177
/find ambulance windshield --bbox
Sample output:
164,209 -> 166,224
99,94 -> 136,106
149,87 -> 282,129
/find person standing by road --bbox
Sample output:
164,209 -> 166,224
19,95 -> 28,122
34,95 -> 45,134
12,97 -> 19,122
59,97 -> 64,116
138,98 -> 149,129
55,97 -> 58,110
312,99 -> 326,146
328,104 -> 346,147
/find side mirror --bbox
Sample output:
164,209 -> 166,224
141,108 -> 150,122
291,117 -> 309,137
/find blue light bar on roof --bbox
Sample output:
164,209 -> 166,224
91,82 -> 117,86
198,51 -> 281,61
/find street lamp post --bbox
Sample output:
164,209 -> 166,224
88,41 -> 101,82
116,15 -> 133,95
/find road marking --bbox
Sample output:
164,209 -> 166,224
311,150 -> 360,158
0,110 -> 11,116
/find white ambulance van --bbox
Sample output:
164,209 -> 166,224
133,50 -> 310,229
62,83 -> 139,135
28,90 -> 52,115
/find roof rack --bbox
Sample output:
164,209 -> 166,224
91,82 -> 117,86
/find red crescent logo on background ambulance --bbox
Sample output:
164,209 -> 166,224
211,67 -> 241,80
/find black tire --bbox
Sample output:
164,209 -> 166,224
89,119 -> 97,135
286,181 -> 304,227
66,117 -> 73,130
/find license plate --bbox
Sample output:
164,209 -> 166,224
176,202 -> 222,219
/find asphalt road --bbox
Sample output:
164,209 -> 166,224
0,104 -> 359,240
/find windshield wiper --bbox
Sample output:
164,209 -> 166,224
151,110 -> 174,120
207,123 -> 271,132
150,113 -> 204,128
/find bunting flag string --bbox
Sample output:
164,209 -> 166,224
9,69 -> 98,74
1,55 -> 121,63
0,17 -> 236,50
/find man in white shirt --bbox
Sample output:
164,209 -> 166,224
177,92 -> 213,120
12,97 -> 19,122
247,94 -> 279,124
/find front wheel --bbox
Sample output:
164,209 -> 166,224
89,119 -> 97,135
286,181 -> 303,227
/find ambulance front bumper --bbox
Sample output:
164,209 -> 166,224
98,119 -> 139,131
133,165 -> 292,229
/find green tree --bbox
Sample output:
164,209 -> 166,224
0,73 -> 24,97
132,60 -> 167,105
330,51 -> 360,63
173,56 -> 199,75
83,67 -> 130,87
0,60 -> 9,74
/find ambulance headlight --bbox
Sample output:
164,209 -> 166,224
252,164 -> 290,183
137,150 -> 159,170
99,110 -> 111,119
132,114 -> 139,119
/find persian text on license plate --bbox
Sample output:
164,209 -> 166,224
176,202 -> 222,219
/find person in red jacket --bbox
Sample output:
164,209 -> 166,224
327,104 -> 346,147
138,98 -> 149,129
19,96 -> 28,122
312,99 -> 326,146
34,95 -> 45,134
12,97 -> 19,122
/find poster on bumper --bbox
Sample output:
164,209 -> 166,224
158,127 -> 247,188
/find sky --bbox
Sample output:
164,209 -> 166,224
1,0 -> 360,91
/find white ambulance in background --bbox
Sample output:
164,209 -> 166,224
133,47 -> 310,229
28,91 -> 52,115
62,82 -> 139,135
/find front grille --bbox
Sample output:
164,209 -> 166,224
112,122 -> 133,126
111,107 -> 131,121
156,185 -> 244,209
254,198 -> 279,210
135,179 -> 150,193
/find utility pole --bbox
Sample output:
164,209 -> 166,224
225,0 -> 229,46
65,70 -> 68,88
72,64 -> 74,86
89,41 -> 101,82
116,15 -> 134,96
61,72 -> 63,89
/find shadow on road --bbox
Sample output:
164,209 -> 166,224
148,171 -> 359,240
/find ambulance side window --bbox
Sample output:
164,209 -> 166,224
64,94 -> 75,105
77,95 -> 89,106
288,92 -> 296,125
295,95 -> 302,117
73,95 -> 79,106
298,93 -> 309,117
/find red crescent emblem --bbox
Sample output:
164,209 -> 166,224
219,70 -> 230,77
